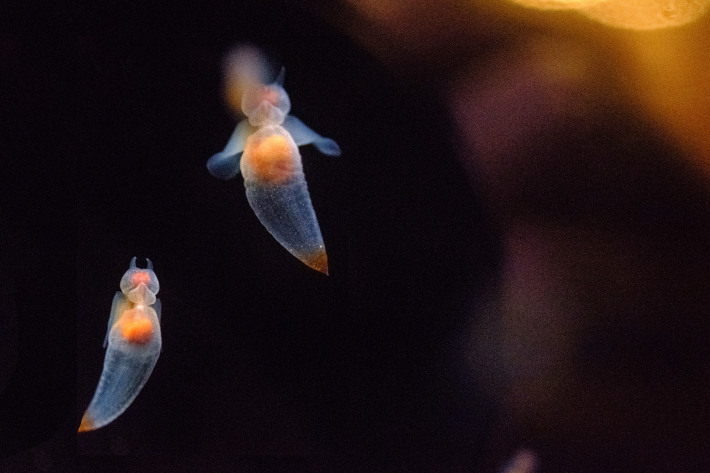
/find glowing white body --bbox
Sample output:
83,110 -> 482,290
79,257 -> 162,432
207,45 -> 340,274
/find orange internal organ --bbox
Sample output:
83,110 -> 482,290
260,86 -> 280,106
245,134 -> 295,184
131,271 -> 150,286
119,310 -> 154,344
225,80 -> 244,114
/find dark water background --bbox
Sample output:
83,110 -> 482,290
2,1 -> 709,472
1,1 -> 496,471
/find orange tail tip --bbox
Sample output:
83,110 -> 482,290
78,413 -> 95,433
303,249 -> 329,275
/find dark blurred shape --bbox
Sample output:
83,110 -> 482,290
318,1 -> 710,471
3,0 -> 710,471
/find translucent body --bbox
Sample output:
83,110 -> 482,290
207,45 -> 340,274
241,126 -> 329,273
79,257 -> 162,432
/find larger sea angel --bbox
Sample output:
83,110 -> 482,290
207,45 -> 341,274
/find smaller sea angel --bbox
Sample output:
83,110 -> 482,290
79,257 -> 162,432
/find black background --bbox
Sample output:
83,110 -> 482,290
2,2 -> 710,472
1,1 -> 496,471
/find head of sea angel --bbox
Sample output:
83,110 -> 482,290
241,80 -> 291,127
119,257 -> 159,305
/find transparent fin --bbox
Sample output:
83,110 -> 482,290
207,119 -> 253,180
282,115 -> 341,156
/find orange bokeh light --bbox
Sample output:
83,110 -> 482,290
508,0 -> 604,10
507,0 -> 710,29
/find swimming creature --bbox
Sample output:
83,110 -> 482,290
79,257 -> 162,432
207,45 -> 340,274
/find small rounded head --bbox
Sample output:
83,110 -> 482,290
242,84 -> 291,126
119,257 -> 160,298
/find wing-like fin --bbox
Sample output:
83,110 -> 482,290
207,119 -> 253,180
274,67 -> 286,86
153,298 -> 162,322
282,115 -> 341,156
104,292 -> 130,348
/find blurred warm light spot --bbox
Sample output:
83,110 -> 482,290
507,0 -> 710,29
621,29 -> 710,175
501,449 -> 539,473
332,0 -> 710,180
222,44 -> 271,115
509,0 -> 604,10
580,0 -> 710,29
224,79 -> 246,115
